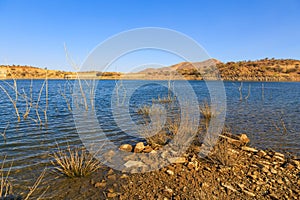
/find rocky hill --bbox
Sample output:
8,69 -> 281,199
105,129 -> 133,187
137,58 -> 300,81
1,58 -> 300,81
0,65 -> 73,79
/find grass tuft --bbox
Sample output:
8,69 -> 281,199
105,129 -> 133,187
199,100 -> 214,122
137,105 -> 151,115
51,146 -> 101,178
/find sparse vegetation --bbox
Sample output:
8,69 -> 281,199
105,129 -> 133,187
51,146 -> 101,178
0,157 -> 45,200
199,100 -> 215,130
0,156 -> 13,199
137,105 -> 151,115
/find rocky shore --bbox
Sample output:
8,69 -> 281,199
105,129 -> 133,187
44,133 -> 300,199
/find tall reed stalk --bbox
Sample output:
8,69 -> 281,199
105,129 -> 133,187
0,78 -> 20,122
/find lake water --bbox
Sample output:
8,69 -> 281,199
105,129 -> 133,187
0,80 -> 299,195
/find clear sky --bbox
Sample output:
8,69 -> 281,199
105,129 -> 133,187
0,0 -> 300,72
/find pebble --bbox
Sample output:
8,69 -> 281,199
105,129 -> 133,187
273,155 -> 285,162
243,189 -> 256,197
168,157 -> 186,164
242,146 -> 258,153
94,182 -> 106,188
257,150 -> 267,157
119,144 -> 133,152
270,168 -> 277,174
107,192 -> 118,198
166,170 -> 174,176
134,142 -> 145,153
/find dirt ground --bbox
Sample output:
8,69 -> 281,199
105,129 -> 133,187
39,134 -> 300,200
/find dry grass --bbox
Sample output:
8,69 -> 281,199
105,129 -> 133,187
51,146 -> 101,178
167,118 -> 180,135
137,105 -> 151,115
208,140 -> 234,166
199,100 -> 215,131
207,130 -> 243,167
199,100 -> 214,122
152,96 -> 175,104
1,157 -> 46,200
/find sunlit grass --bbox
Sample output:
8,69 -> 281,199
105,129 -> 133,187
51,146 -> 101,178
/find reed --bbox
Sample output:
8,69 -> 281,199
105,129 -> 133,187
0,78 -> 20,122
0,156 -> 13,198
0,123 -> 9,142
238,82 -> 243,101
59,81 -> 73,112
1,157 -> 46,199
245,84 -> 251,100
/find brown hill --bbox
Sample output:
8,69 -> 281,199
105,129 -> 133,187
1,58 -> 300,81
136,58 -> 300,81
0,65 -> 122,79
0,65 -> 74,79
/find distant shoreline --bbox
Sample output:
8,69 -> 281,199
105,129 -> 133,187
1,58 -> 300,82
0,77 -> 299,82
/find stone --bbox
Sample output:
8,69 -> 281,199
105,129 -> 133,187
164,186 -> 173,194
166,169 -> 174,176
107,174 -> 117,181
119,144 -> 133,152
120,174 -> 129,179
107,192 -> 118,198
134,142 -> 145,153
221,183 -> 237,193
124,160 -> 146,168
187,162 -> 195,170
290,159 -> 300,169
265,155 -> 272,160
150,150 -> 157,154
257,150 -> 267,157
262,166 -> 269,173
238,134 -> 250,144
243,189 -> 256,197
143,145 -> 153,153
270,168 -> 277,174
269,193 -> 278,200
250,174 -> 257,180
285,163 -> 294,170
107,169 -> 114,175
273,155 -> 285,162
107,188 -> 114,193
95,181 -> 106,188
277,178 -> 284,184
274,152 -> 285,158
242,146 -> 258,153
168,157 -> 186,164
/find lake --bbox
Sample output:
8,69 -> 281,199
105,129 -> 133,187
0,80 -> 299,195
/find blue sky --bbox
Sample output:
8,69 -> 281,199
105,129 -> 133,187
0,0 -> 300,72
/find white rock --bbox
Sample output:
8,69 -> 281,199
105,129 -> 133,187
124,160 -> 146,168
166,169 -> 174,176
168,157 -> 186,164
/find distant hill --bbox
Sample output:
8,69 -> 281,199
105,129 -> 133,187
136,58 -> 300,81
1,58 -> 300,81
0,65 -> 122,79
0,65 -> 73,79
